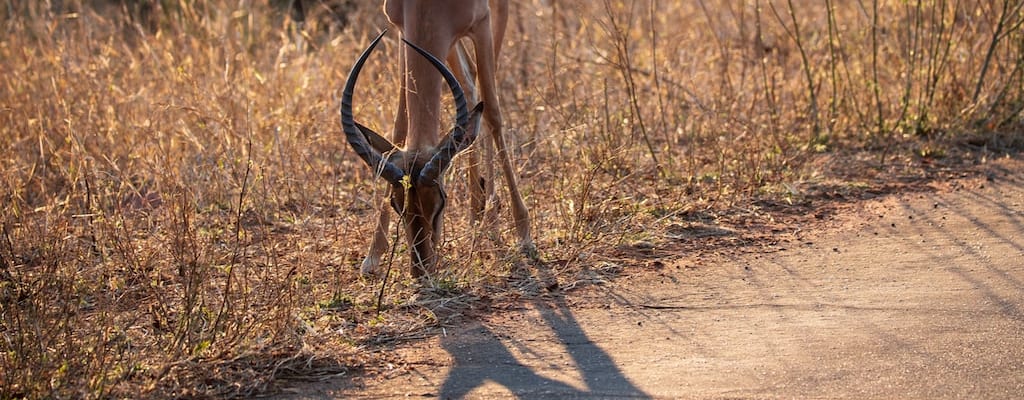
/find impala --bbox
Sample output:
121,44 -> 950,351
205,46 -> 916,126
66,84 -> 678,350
340,0 -> 534,278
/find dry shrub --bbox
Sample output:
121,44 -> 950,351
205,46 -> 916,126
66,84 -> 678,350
1,0 -> 1021,397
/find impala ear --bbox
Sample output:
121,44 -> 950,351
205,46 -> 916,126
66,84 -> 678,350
355,122 -> 398,154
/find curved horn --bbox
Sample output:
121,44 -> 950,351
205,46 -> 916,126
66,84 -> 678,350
401,38 -> 477,187
401,38 -> 470,130
340,29 -> 405,186
417,102 -> 484,187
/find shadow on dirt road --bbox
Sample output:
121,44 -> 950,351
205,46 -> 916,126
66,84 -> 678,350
277,158 -> 1023,399
436,295 -> 649,399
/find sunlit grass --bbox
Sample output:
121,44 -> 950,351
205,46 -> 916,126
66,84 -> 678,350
1,0 -> 1021,397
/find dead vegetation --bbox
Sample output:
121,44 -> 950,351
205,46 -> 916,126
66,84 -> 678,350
1,0 -> 1022,398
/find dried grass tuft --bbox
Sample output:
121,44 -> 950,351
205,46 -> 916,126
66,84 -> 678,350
2,0 -> 1022,397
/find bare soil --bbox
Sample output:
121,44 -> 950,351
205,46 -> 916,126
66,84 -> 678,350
272,156 -> 1024,399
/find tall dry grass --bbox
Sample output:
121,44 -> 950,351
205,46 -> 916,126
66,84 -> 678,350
1,0 -> 1022,397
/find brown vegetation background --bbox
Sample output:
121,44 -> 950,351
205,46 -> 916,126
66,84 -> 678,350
1,0 -> 1022,397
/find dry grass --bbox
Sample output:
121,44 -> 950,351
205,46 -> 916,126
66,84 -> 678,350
1,0 -> 1022,398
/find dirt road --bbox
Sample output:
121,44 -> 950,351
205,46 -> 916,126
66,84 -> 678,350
278,157 -> 1023,399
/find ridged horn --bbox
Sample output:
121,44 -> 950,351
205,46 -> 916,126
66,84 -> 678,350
417,102 -> 484,186
340,29 -> 405,186
401,38 -> 476,187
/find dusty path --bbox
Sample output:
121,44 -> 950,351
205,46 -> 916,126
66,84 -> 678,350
278,158 -> 1023,399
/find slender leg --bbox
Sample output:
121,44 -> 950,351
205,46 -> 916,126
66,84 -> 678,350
362,44 -> 410,275
487,0 -> 509,222
361,199 -> 393,274
466,146 -> 488,221
471,22 -> 534,256
447,45 -> 488,221
489,0 -> 509,56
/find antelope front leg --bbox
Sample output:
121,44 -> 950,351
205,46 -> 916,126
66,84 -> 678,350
360,199 -> 393,275
360,44 -> 410,276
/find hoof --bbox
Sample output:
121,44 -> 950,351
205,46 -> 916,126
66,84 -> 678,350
519,241 -> 539,261
360,256 -> 381,276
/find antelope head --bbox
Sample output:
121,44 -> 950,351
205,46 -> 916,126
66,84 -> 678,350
340,31 -> 483,277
